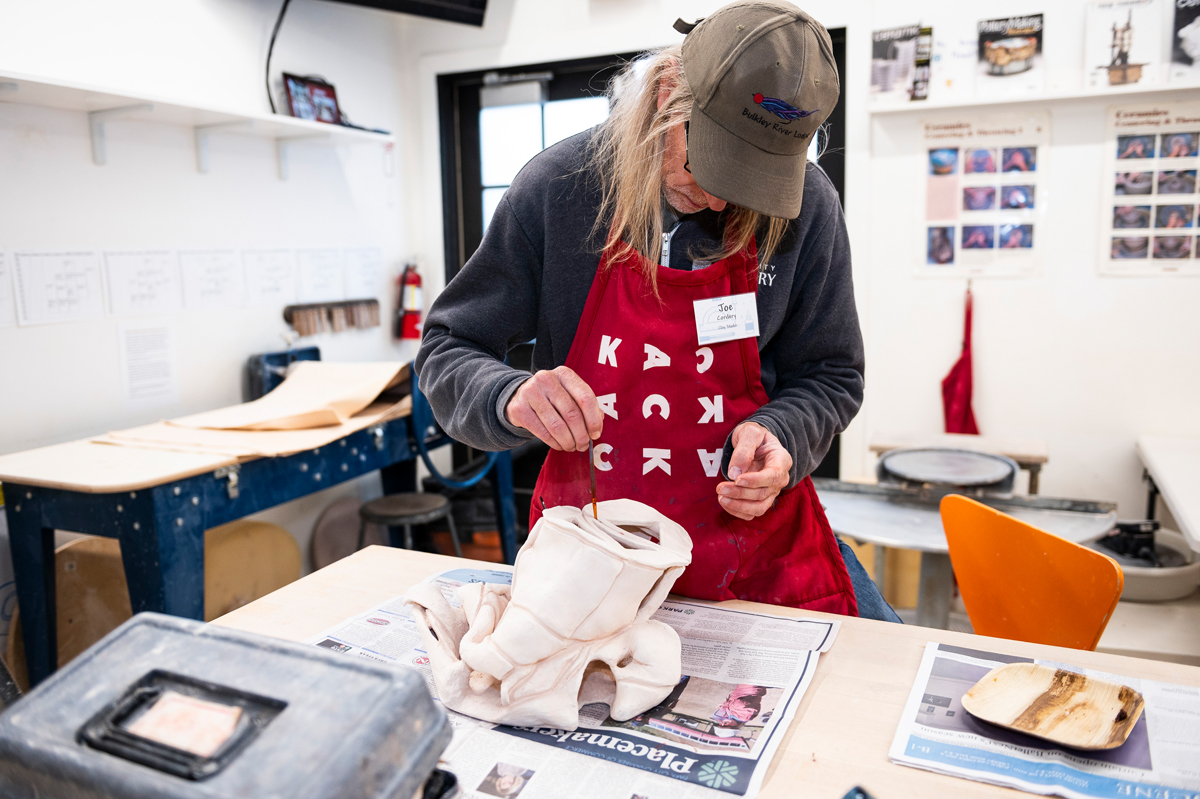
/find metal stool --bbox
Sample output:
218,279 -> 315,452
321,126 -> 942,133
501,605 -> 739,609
357,493 -> 463,558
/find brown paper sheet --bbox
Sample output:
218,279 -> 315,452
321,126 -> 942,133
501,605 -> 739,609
169,362 -> 407,431
100,396 -> 412,459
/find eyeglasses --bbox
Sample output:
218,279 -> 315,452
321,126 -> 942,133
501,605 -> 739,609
683,121 -> 691,174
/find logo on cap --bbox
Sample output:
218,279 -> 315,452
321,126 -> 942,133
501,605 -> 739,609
752,93 -> 818,124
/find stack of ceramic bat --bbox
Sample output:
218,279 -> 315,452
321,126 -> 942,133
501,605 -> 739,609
285,300 -> 381,337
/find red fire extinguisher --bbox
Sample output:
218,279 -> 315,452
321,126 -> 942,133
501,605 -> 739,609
395,263 -> 423,340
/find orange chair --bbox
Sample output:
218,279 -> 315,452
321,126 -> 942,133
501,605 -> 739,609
940,494 -> 1123,650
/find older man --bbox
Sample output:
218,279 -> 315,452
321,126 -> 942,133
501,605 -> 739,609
418,0 -> 897,621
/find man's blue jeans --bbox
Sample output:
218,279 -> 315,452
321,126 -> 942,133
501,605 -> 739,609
837,539 -> 902,623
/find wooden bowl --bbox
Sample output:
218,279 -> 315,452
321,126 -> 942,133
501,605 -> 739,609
961,662 -> 1144,750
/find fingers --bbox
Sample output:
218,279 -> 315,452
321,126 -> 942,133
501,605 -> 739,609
717,492 -> 774,520
730,451 -> 792,490
727,423 -> 766,481
718,422 -> 793,519
555,367 -> 604,440
717,482 -> 775,502
504,367 -> 601,451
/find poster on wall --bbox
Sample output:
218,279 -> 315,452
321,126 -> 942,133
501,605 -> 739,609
1170,0 -> 1200,83
920,112 -> 1050,278
1085,0 -> 1164,91
870,25 -> 921,105
977,14 -> 1045,96
1099,101 -> 1200,275
930,23 -> 979,102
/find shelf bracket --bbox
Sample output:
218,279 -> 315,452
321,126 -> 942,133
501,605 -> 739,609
88,103 -> 154,165
274,133 -> 331,181
193,120 -> 254,174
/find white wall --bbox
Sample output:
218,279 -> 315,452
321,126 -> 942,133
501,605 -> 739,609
861,0 -> 1200,517
0,0 -> 421,569
391,0 -> 1200,519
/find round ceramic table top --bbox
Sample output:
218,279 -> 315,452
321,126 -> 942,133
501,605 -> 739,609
816,489 -> 1116,554
880,448 -> 1015,487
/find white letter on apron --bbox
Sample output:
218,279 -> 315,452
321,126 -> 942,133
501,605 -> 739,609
642,394 -> 670,420
698,395 -> 724,424
696,347 -> 713,374
594,443 -> 613,471
697,449 -> 722,478
597,393 -> 618,420
598,335 -> 621,367
643,448 -> 671,475
643,343 -> 671,370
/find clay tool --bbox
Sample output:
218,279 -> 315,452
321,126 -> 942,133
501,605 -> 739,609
589,439 -> 598,519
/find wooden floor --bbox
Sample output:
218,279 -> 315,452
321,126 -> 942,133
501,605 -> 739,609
430,530 -> 506,563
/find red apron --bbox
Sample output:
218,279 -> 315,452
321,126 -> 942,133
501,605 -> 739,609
529,234 -> 858,616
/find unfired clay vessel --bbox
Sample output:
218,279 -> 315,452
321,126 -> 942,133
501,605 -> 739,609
405,499 -> 693,729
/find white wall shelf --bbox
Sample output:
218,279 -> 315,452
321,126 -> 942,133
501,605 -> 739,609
870,84 -> 1200,115
0,70 -> 395,179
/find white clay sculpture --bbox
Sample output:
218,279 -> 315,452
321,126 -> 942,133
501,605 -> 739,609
405,499 -> 693,729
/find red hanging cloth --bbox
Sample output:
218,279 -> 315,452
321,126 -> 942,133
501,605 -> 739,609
941,286 -> 980,435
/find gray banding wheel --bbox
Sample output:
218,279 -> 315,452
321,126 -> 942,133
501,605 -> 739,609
880,448 -> 1017,487
358,493 -> 463,557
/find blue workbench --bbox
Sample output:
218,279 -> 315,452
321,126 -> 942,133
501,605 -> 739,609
0,417 -> 517,688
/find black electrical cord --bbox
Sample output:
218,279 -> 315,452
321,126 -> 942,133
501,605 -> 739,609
266,0 -> 293,114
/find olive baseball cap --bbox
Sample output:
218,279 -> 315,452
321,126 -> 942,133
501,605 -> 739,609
674,1 -> 839,219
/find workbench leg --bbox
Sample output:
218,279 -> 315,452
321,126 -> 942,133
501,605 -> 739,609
915,552 -> 954,630
873,545 -> 888,589
491,450 -> 518,565
1027,464 -> 1041,495
118,513 -> 205,621
6,493 -> 57,687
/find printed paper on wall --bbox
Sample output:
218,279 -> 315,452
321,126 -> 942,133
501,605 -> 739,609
1170,0 -> 1200,83
977,15 -> 1046,97
1100,101 -> 1200,275
920,112 -> 1050,278
871,25 -> 922,106
1085,0 -> 1164,91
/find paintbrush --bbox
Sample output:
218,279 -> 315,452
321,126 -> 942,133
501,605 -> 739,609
589,439 -> 598,519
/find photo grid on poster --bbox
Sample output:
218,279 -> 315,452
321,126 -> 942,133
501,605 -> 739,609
921,112 -> 1049,277
1102,101 -> 1200,274
1084,0 -> 1164,92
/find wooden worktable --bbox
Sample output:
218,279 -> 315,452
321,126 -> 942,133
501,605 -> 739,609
213,547 -> 1200,799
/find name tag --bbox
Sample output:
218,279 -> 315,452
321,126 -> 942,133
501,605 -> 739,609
693,293 -> 759,345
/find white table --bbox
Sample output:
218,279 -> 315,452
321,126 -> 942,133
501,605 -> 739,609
1138,436 -> 1200,553
814,480 -> 1116,629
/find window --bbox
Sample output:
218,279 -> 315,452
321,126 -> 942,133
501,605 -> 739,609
480,91 -> 610,233
438,53 -> 641,282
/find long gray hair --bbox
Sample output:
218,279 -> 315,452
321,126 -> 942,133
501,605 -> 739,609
586,46 -> 790,294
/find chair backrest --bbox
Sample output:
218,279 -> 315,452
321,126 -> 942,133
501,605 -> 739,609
940,494 -> 1123,650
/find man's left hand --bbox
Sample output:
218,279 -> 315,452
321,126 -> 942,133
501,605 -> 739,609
717,422 -> 793,520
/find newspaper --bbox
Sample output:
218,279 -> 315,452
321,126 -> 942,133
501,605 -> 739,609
305,566 -> 839,799
889,642 -> 1200,799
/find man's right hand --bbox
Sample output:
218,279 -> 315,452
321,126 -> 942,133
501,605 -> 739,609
505,366 -> 603,452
